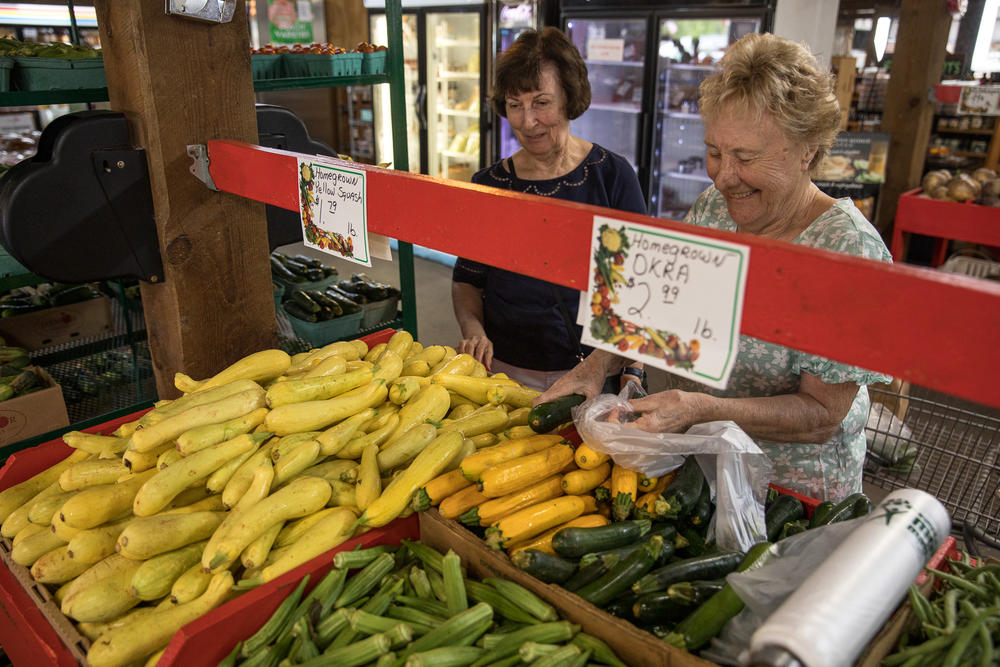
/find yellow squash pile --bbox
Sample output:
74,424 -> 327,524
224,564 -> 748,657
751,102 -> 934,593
414,434 -> 651,555
0,331 -> 551,667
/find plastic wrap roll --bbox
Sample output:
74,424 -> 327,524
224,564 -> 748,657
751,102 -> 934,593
748,488 -> 950,667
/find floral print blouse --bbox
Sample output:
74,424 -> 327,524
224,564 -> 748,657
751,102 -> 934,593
679,185 -> 892,501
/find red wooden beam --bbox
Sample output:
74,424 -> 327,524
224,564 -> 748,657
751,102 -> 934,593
206,140 -> 1000,408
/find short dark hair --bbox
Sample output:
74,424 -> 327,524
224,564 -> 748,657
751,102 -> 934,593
490,27 -> 591,121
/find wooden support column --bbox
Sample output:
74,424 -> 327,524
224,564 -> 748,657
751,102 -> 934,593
94,1 -> 278,398
875,0 -> 952,236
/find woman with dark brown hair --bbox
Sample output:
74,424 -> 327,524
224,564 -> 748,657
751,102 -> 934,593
452,27 -> 646,391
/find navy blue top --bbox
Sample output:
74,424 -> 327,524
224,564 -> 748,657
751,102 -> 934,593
452,144 -> 647,371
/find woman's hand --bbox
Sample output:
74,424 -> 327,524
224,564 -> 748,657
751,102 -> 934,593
627,389 -> 707,433
533,350 -> 626,405
457,334 -> 493,370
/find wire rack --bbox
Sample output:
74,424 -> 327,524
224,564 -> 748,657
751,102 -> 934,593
864,384 -> 1000,537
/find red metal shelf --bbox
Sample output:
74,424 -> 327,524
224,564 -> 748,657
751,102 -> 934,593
205,140 -> 1000,409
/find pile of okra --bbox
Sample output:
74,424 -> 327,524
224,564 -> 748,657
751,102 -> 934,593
219,540 -> 627,667
882,553 -> 1000,667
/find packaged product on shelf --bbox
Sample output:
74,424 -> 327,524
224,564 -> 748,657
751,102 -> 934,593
0,283 -> 112,350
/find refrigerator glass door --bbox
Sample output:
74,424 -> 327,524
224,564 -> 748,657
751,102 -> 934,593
652,17 -> 760,219
565,18 -> 646,171
427,11 -> 481,182
372,13 -> 421,172
497,0 -> 537,160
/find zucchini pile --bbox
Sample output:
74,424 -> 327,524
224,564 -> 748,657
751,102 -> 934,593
0,345 -> 45,402
0,331 -> 568,666
282,287 -> 363,323
52,347 -> 154,405
335,274 -> 401,305
219,541 -> 627,667
0,282 -> 101,318
270,251 -> 338,285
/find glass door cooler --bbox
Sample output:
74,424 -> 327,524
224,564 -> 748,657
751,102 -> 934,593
652,17 -> 762,219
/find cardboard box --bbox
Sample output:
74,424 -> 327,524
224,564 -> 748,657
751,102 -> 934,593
0,295 -> 112,350
419,509 -> 714,667
0,367 -> 69,447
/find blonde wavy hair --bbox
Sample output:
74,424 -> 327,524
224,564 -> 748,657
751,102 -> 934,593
699,33 -> 841,170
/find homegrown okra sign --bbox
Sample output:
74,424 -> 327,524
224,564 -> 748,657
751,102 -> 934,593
580,216 -> 749,389
297,158 -> 371,267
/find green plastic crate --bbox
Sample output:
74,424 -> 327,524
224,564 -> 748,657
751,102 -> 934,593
282,52 -> 362,78
251,53 -> 283,80
287,310 -> 362,347
12,56 -> 105,91
361,51 -> 386,75
0,57 -> 12,93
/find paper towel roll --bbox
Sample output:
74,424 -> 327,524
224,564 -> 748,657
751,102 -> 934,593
748,488 -> 950,667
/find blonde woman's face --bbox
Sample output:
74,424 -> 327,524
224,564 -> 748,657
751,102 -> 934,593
505,64 -> 570,157
703,105 -> 813,234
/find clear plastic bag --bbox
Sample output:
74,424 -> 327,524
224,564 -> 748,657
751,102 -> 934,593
699,520 -> 860,666
572,387 -> 773,552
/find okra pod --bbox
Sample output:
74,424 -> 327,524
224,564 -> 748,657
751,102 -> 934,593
442,551 -> 468,616
218,641 -> 242,667
329,576 -> 404,650
336,553 -> 397,608
529,644 -> 581,667
569,632 -> 625,667
305,632 -> 391,667
469,621 -> 578,667
410,566 -> 435,600
334,545 -> 393,570
242,575 -> 310,657
315,608 -> 350,650
426,565 -> 448,602
465,579 -> 538,625
396,602 -> 494,663
387,604 -> 448,628
518,642 -> 560,662
403,646 -> 484,667
385,622 -> 414,650
396,594 -> 450,618
375,653 -> 398,667
403,540 -> 443,574
483,577 -> 556,622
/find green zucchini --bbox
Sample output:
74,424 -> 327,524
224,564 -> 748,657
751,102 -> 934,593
579,523 -> 676,570
563,559 -> 608,592
665,580 -> 725,606
852,494 -> 875,518
676,525 -> 708,558
778,519 -> 810,541
603,593 -> 639,620
662,457 -> 704,516
283,301 -> 317,322
308,290 -> 342,315
664,542 -> 775,652
511,549 -> 577,584
528,394 -> 585,433
808,500 -> 836,528
765,493 -> 804,542
813,492 -> 871,527
685,479 -> 712,527
270,255 -> 299,281
552,519 -> 651,559
631,551 -> 742,596
631,591 -> 690,624
576,535 -> 664,608
290,289 -> 321,313
292,253 -> 322,268
325,289 -> 363,314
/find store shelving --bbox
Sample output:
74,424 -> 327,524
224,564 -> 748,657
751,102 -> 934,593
664,170 -> 712,183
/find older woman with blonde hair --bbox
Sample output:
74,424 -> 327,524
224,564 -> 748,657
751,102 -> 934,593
537,33 -> 892,501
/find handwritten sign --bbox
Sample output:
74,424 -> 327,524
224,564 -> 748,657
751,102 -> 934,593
297,158 -> 371,266
587,38 -> 624,63
960,85 -> 1000,116
579,216 -> 749,390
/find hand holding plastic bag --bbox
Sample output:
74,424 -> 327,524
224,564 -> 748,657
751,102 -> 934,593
572,387 -> 773,552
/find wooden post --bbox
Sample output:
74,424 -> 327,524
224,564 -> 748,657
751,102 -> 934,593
831,55 -> 857,131
94,1 -> 279,398
875,0 -> 952,237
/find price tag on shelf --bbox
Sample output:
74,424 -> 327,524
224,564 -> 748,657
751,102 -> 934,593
960,85 -> 1000,116
587,38 -> 624,62
579,216 -> 749,390
296,158 -> 371,267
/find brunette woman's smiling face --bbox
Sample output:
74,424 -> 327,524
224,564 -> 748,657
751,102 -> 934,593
505,63 -> 571,159
703,103 -> 815,235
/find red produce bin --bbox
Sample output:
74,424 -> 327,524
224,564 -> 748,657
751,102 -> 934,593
0,329 -> 399,665
892,189 -> 1000,267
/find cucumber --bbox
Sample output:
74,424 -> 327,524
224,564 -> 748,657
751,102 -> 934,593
662,457 -> 704,516
664,542 -> 774,651
631,551 -> 743,596
511,550 -> 577,585
552,520 -> 650,559
765,493 -> 804,542
527,394 -> 585,434
631,591 -> 689,624
813,492 -> 871,527
576,535 -> 663,608
808,500 -> 836,528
